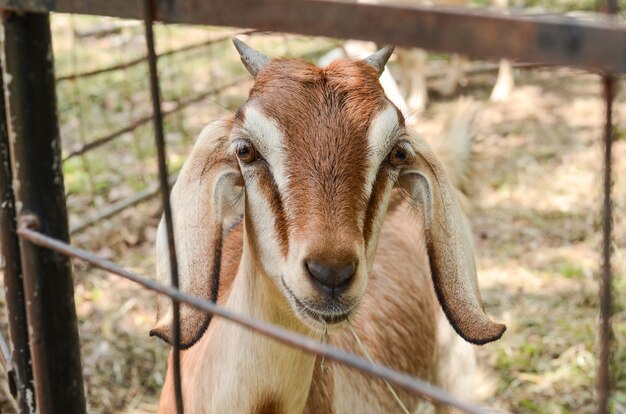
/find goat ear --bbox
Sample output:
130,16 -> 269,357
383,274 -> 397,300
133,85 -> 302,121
363,45 -> 395,76
232,38 -> 271,77
399,130 -> 505,345
150,121 -> 243,349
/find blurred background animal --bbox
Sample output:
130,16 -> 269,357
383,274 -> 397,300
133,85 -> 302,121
320,0 -> 516,114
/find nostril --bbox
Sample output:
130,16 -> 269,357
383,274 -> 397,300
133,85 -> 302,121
305,259 -> 356,293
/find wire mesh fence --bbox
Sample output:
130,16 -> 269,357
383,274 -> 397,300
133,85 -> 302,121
0,0 -> 623,412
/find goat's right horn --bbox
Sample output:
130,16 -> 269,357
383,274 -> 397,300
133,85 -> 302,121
232,38 -> 271,77
363,45 -> 395,76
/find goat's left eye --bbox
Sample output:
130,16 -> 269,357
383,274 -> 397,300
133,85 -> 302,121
389,145 -> 408,167
236,141 -> 257,164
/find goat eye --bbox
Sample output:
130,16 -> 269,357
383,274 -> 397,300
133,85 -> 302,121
236,142 -> 257,164
389,145 -> 408,167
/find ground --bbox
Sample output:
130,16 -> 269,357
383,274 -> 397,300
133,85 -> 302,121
0,10 -> 624,414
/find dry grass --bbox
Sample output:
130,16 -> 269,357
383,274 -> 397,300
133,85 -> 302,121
0,12 -> 624,414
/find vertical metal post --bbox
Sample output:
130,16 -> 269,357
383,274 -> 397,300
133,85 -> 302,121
0,41 -> 35,414
144,1 -> 184,412
597,0 -> 617,412
597,73 -> 615,414
2,11 -> 86,413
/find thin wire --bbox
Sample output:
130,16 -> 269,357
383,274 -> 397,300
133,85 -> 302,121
69,16 -> 100,212
56,29 -> 256,83
63,77 -> 247,160
124,23 -> 150,187
348,320 -> 412,414
15,223 -> 494,414
142,1 -> 184,413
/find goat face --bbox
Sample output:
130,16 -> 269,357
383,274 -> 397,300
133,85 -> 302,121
151,41 -> 505,348
229,52 -> 405,329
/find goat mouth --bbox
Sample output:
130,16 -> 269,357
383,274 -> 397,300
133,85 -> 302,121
281,278 -> 355,326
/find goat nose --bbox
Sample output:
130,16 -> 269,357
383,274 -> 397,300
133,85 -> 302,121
305,259 -> 356,295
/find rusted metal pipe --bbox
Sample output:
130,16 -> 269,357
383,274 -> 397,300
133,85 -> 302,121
596,0 -> 618,410
0,45 -> 35,413
0,0 -> 624,73
2,11 -> 86,414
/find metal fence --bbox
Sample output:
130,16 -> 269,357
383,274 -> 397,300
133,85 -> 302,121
55,23 -> 332,236
0,0 -> 623,413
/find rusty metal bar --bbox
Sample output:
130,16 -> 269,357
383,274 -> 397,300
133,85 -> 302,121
597,72 -> 615,413
16,224 -> 495,414
0,49 -> 35,413
56,29 -> 256,82
143,0 -> 184,412
2,11 -> 86,413
0,0 -> 624,73
596,0 -> 618,409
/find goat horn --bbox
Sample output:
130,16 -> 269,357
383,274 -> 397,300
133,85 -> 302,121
232,38 -> 271,77
363,45 -> 395,76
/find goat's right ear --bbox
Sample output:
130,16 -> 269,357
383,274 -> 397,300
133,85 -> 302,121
150,121 -> 243,349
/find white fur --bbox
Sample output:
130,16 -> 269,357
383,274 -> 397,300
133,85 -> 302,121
241,107 -> 290,192
365,105 -> 401,196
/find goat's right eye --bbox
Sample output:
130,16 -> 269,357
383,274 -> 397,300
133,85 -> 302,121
389,145 -> 408,167
236,141 -> 257,164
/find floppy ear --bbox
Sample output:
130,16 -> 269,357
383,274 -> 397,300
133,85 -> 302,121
399,130 -> 505,345
150,121 -> 243,349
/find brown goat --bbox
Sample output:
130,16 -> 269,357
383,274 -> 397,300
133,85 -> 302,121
152,41 -> 505,413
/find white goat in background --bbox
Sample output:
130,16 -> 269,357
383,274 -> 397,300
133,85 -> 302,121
320,0 -> 515,114
152,40 -> 505,413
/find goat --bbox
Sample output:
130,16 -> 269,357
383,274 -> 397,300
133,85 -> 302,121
151,40 -> 505,413
319,0 -> 515,113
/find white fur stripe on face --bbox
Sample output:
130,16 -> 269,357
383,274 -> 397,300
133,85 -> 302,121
244,180 -> 285,276
241,107 -> 290,193
238,106 -> 290,274
364,104 -> 401,198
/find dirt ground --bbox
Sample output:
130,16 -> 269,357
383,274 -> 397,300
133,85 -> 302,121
0,14 -> 624,414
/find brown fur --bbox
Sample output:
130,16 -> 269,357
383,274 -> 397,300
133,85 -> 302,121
217,220 -> 244,303
310,199 -> 439,412
253,394 -> 286,414
362,166 -> 393,248
159,197 -> 439,413
254,161 -> 290,257
238,59 -> 388,255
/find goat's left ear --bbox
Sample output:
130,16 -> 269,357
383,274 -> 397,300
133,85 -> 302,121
150,121 -> 243,349
363,45 -> 395,76
399,130 -> 506,345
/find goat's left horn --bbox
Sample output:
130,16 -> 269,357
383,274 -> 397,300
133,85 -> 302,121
364,45 -> 395,76
232,38 -> 271,77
